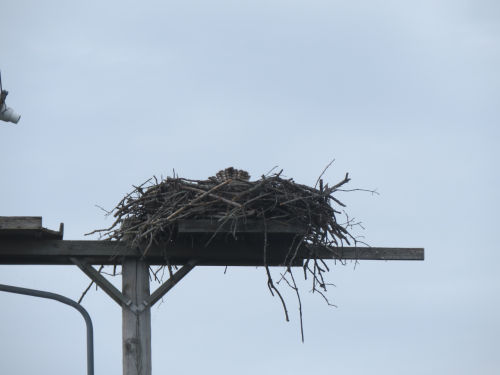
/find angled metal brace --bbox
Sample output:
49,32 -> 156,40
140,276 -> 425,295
71,257 -> 134,309
139,260 -> 198,311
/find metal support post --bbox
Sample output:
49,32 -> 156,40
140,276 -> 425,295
122,259 -> 152,375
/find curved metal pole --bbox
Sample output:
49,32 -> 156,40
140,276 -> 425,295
0,283 -> 94,375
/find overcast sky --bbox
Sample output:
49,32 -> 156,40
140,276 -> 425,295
1,1 -> 499,374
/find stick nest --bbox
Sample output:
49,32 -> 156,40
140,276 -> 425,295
93,168 -> 356,253
90,167 -> 363,341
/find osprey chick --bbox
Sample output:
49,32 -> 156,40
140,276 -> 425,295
213,167 -> 250,182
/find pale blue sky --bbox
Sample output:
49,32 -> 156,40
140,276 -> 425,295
1,1 -> 499,374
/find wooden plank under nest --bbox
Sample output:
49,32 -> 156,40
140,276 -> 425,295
177,219 -> 306,234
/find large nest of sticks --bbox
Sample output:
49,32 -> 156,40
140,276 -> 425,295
91,167 -> 363,340
94,167 -> 357,254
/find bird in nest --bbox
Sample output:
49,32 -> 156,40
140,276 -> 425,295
212,167 -> 250,182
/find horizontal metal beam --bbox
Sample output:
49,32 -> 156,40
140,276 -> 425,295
0,239 -> 424,265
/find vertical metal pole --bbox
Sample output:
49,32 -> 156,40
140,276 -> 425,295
122,259 -> 152,375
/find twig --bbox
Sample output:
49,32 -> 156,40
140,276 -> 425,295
78,265 -> 104,303
315,159 -> 335,188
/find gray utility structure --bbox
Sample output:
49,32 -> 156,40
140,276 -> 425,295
0,216 -> 424,375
